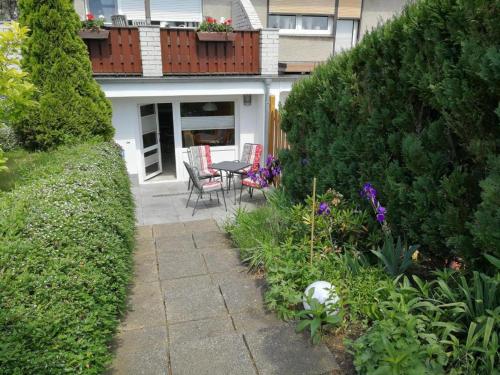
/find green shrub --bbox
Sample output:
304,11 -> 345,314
0,142 -> 135,374
16,0 -> 113,149
0,124 -> 19,151
280,0 -> 500,268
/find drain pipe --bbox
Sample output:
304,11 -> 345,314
263,77 -> 272,157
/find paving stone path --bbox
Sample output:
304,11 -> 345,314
109,219 -> 339,375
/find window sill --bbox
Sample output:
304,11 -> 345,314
278,30 -> 333,37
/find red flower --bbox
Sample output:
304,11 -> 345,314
224,18 -> 232,25
86,13 -> 95,21
206,16 -> 216,24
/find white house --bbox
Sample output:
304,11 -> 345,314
70,0 -> 408,183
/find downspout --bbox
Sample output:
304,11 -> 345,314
332,0 -> 340,55
263,78 -> 272,157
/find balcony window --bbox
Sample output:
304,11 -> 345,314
87,0 -> 117,21
334,19 -> 359,53
269,14 -> 333,35
302,16 -> 328,30
181,102 -> 235,147
268,14 -> 297,30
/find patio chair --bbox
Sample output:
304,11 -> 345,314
111,15 -> 128,27
187,145 -> 221,190
239,176 -> 267,204
184,162 -> 227,216
239,143 -> 263,174
227,143 -> 263,191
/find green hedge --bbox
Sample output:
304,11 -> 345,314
0,142 -> 135,374
280,0 -> 500,266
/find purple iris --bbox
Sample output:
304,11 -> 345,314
317,202 -> 331,215
376,206 -> 386,223
361,183 -> 377,200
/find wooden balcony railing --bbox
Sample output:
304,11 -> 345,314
160,29 -> 260,75
83,28 -> 261,76
83,27 -> 142,75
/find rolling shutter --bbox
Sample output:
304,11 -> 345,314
338,0 -> 362,18
269,0 -> 335,15
269,0 -> 361,18
118,0 -> 146,20
150,0 -> 202,22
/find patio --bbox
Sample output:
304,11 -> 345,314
132,176 -> 266,226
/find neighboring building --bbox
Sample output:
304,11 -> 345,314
70,0 -> 406,183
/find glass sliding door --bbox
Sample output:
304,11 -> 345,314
140,104 -> 162,180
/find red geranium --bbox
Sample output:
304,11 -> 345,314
206,16 -> 216,24
86,13 -> 95,21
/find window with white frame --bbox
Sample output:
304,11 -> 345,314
180,102 -> 235,148
268,13 -> 359,48
85,0 -> 201,26
334,19 -> 359,53
268,14 -> 333,35
87,0 -> 117,21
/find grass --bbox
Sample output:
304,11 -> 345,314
0,148 -> 43,191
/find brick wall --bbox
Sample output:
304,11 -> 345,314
231,0 -> 262,30
138,26 -> 163,77
260,28 -> 279,75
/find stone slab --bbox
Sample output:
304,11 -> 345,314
157,250 -> 207,280
202,248 -> 246,274
133,251 -> 158,283
183,219 -> 220,232
153,222 -> 189,238
193,231 -> 234,249
168,316 -> 235,343
170,333 -> 256,375
136,225 -> 153,240
212,272 -> 265,314
232,309 -> 285,334
135,238 -> 155,255
244,325 -> 339,375
155,235 -> 196,253
161,275 -> 227,323
120,281 -> 165,331
108,326 -> 169,375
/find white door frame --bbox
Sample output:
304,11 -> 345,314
139,103 -> 163,181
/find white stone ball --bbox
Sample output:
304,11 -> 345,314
303,281 -> 339,316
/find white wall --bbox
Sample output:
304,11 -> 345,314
101,78 -> 297,183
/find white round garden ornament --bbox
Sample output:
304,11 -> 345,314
303,281 -> 339,316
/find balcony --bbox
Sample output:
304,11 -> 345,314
83,27 -> 261,76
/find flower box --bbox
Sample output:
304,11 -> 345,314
196,32 -> 236,42
78,29 -> 110,40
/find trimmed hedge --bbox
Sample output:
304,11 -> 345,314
0,142 -> 135,374
280,0 -> 500,266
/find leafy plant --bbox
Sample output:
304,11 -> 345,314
198,17 -> 233,32
296,287 -> 342,344
82,12 -> 105,31
0,142 -> 135,374
372,235 -> 418,277
0,21 -> 36,126
280,0 -> 500,269
17,0 -> 113,149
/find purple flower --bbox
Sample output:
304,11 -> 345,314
376,206 -> 386,223
317,202 -> 331,215
361,183 -> 377,200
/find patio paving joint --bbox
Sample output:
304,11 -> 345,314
242,333 -> 261,375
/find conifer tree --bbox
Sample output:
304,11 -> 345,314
17,0 -> 113,149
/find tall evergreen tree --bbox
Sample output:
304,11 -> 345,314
17,0 -> 113,149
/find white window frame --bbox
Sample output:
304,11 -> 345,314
84,0 -> 117,24
269,14 -> 334,36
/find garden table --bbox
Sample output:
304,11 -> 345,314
211,161 -> 251,203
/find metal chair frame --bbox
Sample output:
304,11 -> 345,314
184,162 -> 227,216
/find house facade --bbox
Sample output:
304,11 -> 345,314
68,0 -> 409,183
